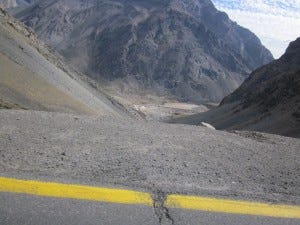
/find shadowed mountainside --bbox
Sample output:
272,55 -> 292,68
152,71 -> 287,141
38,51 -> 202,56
11,0 -> 273,103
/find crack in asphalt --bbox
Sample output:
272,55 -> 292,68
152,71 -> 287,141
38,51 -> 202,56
152,190 -> 174,225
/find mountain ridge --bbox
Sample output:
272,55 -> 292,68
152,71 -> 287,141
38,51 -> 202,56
170,37 -> 300,138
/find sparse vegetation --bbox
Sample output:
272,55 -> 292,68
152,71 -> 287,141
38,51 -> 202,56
0,99 -> 26,110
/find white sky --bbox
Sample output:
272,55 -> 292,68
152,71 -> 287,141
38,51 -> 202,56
211,0 -> 300,58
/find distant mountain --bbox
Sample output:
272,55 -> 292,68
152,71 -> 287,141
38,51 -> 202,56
9,0 -> 273,103
171,37 -> 300,137
212,0 -> 300,58
0,7 -> 127,116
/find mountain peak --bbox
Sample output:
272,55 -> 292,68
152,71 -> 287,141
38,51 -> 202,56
285,37 -> 300,55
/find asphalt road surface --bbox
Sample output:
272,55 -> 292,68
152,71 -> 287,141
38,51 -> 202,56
1,192 -> 159,225
1,176 -> 299,225
0,110 -> 300,224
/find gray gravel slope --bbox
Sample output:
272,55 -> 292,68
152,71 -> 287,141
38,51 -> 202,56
0,110 -> 299,205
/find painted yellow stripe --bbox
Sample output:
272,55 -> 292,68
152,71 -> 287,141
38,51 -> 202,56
1,176 -> 300,219
0,177 -> 153,206
165,194 -> 300,219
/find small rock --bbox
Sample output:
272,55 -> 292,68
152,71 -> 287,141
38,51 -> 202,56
200,122 -> 216,130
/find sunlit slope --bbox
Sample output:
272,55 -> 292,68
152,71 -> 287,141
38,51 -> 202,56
0,53 -> 95,114
0,8 -> 125,116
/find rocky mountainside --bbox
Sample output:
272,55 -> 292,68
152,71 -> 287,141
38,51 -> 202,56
221,37 -> 300,109
11,0 -> 273,103
0,7 -> 128,116
171,37 -> 300,137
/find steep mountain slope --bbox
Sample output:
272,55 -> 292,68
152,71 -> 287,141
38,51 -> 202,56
12,0 -> 273,103
171,37 -> 300,137
0,7 -> 127,116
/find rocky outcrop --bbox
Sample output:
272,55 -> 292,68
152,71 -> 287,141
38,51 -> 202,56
13,0 -> 273,103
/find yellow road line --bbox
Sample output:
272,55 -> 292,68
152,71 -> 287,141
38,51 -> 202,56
165,194 -> 300,219
1,176 -> 300,219
0,177 -> 153,206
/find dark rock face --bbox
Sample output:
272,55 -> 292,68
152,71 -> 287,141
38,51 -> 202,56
13,0 -> 273,102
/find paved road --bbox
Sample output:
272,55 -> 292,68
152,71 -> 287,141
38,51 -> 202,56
0,110 -> 300,224
2,192 -> 299,225
1,192 -> 159,225
1,176 -> 299,225
168,209 -> 300,225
